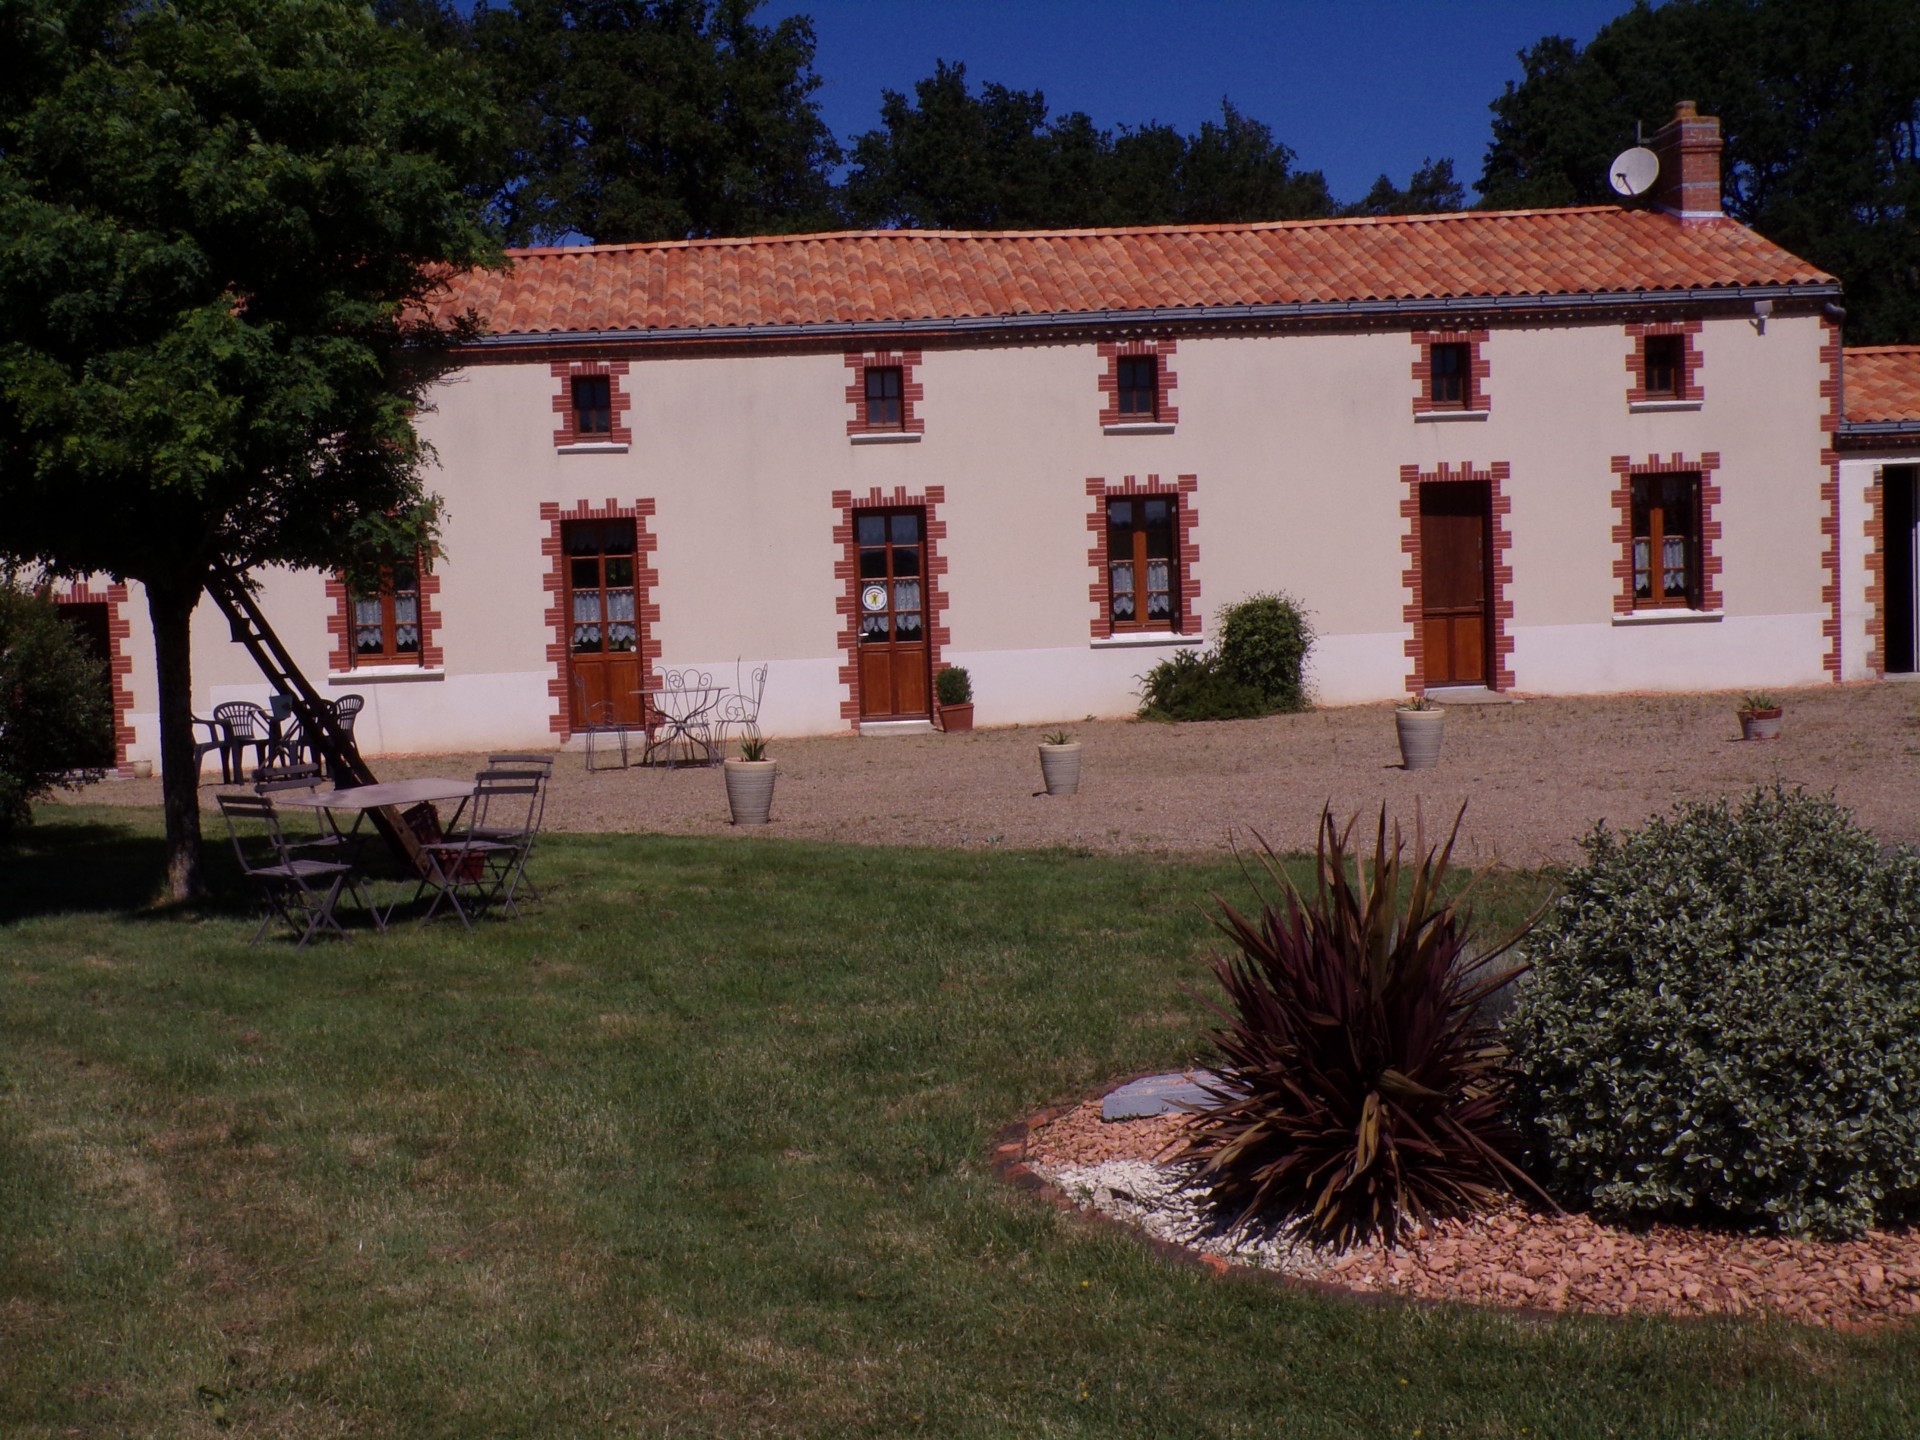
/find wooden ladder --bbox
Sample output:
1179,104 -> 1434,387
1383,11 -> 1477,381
204,565 -> 426,872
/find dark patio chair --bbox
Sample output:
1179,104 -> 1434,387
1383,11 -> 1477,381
211,701 -> 275,784
191,714 -> 232,784
217,793 -> 376,948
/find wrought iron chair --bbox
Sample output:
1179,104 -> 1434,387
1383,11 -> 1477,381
644,668 -> 719,768
416,770 -> 542,928
571,671 -> 629,772
217,793 -> 377,948
714,662 -> 768,752
211,701 -> 275,784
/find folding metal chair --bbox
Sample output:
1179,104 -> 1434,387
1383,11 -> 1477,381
416,771 -> 541,928
217,793 -> 378,948
475,755 -> 553,903
253,762 -> 353,861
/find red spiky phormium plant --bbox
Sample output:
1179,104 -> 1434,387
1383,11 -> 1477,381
1178,805 -> 1550,1249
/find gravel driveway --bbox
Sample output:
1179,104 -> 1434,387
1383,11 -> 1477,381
84,682 -> 1920,868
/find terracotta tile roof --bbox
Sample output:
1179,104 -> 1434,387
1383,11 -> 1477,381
1844,347 -> 1920,425
438,207 -> 1834,340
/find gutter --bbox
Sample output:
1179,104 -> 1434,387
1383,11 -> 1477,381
1837,421 -> 1920,440
463,282 -> 1845,351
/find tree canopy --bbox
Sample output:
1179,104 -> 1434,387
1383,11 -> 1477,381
0,0 -> 503,893
1478,0 -> 1920,343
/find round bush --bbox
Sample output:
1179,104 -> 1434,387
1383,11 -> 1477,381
1505,786 -> 1920,1238
1215,591 -> 1313,712
0,580 -> 114,834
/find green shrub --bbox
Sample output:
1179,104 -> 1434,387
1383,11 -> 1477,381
1215,591 -> 1313,712
0,580 -> 114,835
933,665 -> 971,705
1135,592 -> 1314,722
1180,807 -> 1540,1247
1505,786 -> 1920,1238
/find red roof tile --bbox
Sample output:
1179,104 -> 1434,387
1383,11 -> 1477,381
1844,347 -> 1920,425
437,207 -> 1834,339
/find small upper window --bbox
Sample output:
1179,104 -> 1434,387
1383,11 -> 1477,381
352,556 -> 422,663
1643,334 -> 1684,398
865,366 -> 903,429
572,375 -> 612,435
1631,472 -> 1701,609
1430,343 -> 1469,409
1107,495 -> 1178,629
1116,356 -> 1158,419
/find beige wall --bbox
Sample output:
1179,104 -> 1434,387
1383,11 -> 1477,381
120,307 -> 1840,760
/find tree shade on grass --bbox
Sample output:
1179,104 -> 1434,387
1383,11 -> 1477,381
5,808 -> 1919,1438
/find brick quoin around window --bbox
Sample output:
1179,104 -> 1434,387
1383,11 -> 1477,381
1818,317 -> 1844,681
1097,339 -> 1179,426
830,485 -> 949,725
550,360 -> 633,447
1624,320 -> 1704,403
1608,453 -> 1723,615
51,580 -> 135,773
540,498 -> 659,738
1084,473 -> 1200,639
325,565 -> 445,673
1410,330 -> 1490,415
1399,462 -> 1515,692
844,350 -> 925,435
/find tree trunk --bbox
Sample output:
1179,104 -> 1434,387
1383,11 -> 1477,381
148,579 -> 207,901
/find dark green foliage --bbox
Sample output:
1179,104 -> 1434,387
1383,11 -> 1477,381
844,61 -> 1334,230
1214,591 -> 1314,713
1344,157 -> 1467,218
475,0 -> 843,243
1181,808 -> 1540,1248
1137,593 -> 1313,722
1506,785 -> 1920,1238
934,665 -> 971,706
0,582 -> 113,835
1479,0 -> 1920,344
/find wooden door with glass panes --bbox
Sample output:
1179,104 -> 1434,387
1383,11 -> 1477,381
565,518 -> 644,728
1419,481 -> 1491,687
855,508 -> 930,720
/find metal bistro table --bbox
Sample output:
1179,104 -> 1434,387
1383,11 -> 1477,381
638,684 -> 724,768
275,777 -> 477,923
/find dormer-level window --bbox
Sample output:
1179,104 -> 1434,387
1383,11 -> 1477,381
1430,343 -> 1470,408
572,375 -> 612,435
1116,355 -> 1158,419
1643,334 -> 1684,398
865,366 -> 903,428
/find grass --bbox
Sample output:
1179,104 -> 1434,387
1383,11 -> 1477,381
3,806 -> 1918,1437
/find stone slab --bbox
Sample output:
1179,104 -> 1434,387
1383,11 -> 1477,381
1102,1071 -> 1216,1120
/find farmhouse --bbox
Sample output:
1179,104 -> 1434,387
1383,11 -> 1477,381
50,104 -> 1920,771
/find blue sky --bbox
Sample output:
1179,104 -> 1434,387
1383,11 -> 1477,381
760,0 -> 1643,204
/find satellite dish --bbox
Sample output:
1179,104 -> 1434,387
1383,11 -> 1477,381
1609,146 -> 1659,197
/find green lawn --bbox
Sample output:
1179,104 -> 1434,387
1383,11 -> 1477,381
3,806 -> 1917,1438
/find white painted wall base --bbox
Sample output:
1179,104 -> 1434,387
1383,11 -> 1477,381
1511,613 -> 1829,694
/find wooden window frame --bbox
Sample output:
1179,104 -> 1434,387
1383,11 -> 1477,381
1085,473 -> 1200,639
1624,321 -> 1703,405
1098,339 -> 1179,428
1609,453 -> 1723,616
1629,472 -> 1703,609
845,351 -> 925,437
1429,343 -> 1470,409
550,360 -> 633,447
571,374 -> 613,435
1410,329 -> 1491,416
326,554 -> 444,673
1116,355 -> 1159,420
864,365 -> 904,429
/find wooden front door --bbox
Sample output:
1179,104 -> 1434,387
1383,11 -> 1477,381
1888,466 -> 1919,675
1419,481 -> 1492,688
56,601 -> 116,768
855,507 -> 931,721
565,518 -> 644,728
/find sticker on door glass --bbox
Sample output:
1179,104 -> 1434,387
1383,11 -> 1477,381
861,584 -> 888,612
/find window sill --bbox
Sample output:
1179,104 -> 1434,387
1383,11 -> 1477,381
849,431 -> 922,445
1090,632 -> 1204,649
1102,422 -> 1175,436
1628,399 -> 1704,414
328,666 -> 445,683
1413,409 -> 1490,424
557,442 -> 629,454
1610,609 -> 1723,627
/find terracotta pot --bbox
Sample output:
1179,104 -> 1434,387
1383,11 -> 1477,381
723,758 -> 777,825
1395,708 -> 1445,770
1039,741 -> 1082,796
1739,707 -> 1783,741
939,702 -> 974,734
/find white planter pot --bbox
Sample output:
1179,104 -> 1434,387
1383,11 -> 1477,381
1039,742 -> 1082,796
723,758 -> 777,825
1739,708 -> 1783,741
1395,709 -> 1445,770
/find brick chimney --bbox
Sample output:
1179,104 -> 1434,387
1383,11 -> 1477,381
1648,101 -> 1723,220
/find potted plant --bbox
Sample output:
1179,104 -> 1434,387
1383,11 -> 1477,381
723,735 -> 777,825
1038,728 -> 1082,796
1737,691 -> 1783,741
935,665 -> 974,733
1395,694 -> 1444,770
